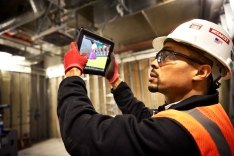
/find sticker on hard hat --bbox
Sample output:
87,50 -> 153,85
214,38 -> 223,45
189,23 -> 203,30
209,28 -> 230,45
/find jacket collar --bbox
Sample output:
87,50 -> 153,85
158,91 -> 219,112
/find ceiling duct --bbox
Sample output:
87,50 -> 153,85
0,37 -> 42,56
94,0 -> 203,48
230,0 -> 234,13
46,0 -> 95,9
42,31 -> 73,46
64,0 -> 95,9
0,44 -> 26,56
221,2 -> 234,38
201,0 -> 225,22
94,0 -> 157,25
0,0 -> 46,35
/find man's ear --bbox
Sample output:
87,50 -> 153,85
193,65 -> 212,81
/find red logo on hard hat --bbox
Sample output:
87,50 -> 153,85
209,28 -> 230,45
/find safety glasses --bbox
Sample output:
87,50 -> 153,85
155,50 -> 204,66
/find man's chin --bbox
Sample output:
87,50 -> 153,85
148,85 -> 158,93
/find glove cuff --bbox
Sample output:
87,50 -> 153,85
65,64 -> 83,74
109,73 -> 120,84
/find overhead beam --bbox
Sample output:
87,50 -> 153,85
115,39 -> 153,53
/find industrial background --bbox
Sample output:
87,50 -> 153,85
0,0 -> 233,155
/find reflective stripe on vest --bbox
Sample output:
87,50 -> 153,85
152,103 -> 234,156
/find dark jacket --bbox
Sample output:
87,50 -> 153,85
57,76 -> 219,156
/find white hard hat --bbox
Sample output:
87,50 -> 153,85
152,19 -> 234,80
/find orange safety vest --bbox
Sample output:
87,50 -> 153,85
152,103 -> 234,156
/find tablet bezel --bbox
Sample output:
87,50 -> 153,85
76,28 -> 114,76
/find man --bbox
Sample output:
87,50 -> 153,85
57,19 -> 234,156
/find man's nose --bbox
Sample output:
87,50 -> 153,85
150,59 -> 159,69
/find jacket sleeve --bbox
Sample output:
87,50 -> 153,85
112,81 -> 154,121
57,76 -> 199,156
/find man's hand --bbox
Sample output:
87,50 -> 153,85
64,42 -> 88,74
105,53 -> 120,85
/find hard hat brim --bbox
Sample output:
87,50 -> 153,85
152,36 -> 167,52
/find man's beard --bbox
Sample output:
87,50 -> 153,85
148,84 -> 158,93
148,70 -> 159,93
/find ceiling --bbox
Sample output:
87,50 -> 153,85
0,0 -> 228,67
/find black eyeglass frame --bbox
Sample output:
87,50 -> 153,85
155,50 -> 205,66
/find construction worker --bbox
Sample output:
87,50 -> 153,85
57,19 -> 234,156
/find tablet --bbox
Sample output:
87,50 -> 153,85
76,27 -> 114,76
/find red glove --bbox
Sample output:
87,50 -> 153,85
64,42 -> 88,74
105,53 -> 120,84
